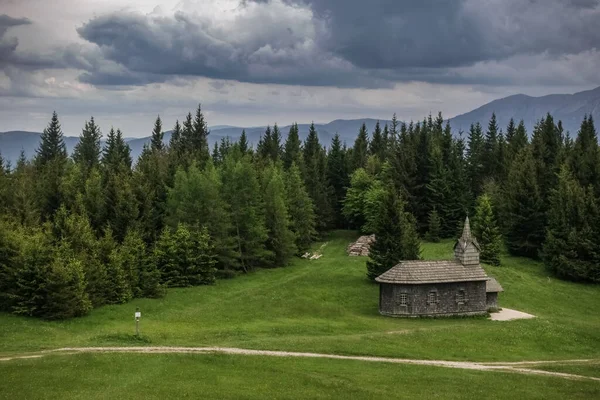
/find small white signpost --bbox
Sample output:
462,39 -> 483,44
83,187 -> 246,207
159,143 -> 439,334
135,308 -> 141,337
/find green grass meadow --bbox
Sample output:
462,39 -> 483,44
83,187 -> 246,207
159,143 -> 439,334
1,231 -> 599,398
2,353 -> 600,400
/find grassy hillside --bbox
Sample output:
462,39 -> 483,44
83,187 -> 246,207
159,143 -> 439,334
2,353 -> 599,400
1,231 -> 598,363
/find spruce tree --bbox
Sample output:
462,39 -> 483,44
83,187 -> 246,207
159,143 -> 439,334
11,228 -> 54,316
543,167 -> 600,283
507,120 -> 528,162
257,125 -> 272,160
285,163 -> 316,253
133,147 -> 168,242
35,112 -> 68,220
120,229 -> 163,298
102,128 -> 132,173
42,244 -> 92,319
369,121 -> 385,160
342,168 -> 373,230
472,194 -> 502,266
167,162 -> 236,270
303,123 -> 332,231
531,114 -> 563,201
326,134 -> 349,227
35,111 -> 67,168
467,122 -> 485,198
151,115 -> 164,152
283,123 -> 302,169
503,148 -> 546,258
221,155 -> 270,271
0,220 -> 20,312
569,115 -> 599,189
72,117 -> 102,176
427,208 -> 441,243
362,179 -> 386,234
483,113 -> 500,180
155,224 -> 216,286
352,123 -> 369,171
263,164 -> 296,266
366,189 -> 420,281
239,130 -> 249,155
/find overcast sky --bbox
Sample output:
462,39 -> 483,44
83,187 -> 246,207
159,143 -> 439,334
1,0 -> 599,137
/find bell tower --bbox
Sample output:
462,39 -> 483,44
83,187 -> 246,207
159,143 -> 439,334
454,216 -> 480,266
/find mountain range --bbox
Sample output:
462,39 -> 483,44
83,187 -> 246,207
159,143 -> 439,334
2,86 -> 600,165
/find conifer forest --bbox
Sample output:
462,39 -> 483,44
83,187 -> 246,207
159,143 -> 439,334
0,106 -> 599,320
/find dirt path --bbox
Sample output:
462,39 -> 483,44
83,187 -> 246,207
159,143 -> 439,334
1,346 -> 599,382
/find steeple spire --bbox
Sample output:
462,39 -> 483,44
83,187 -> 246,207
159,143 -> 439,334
461,216 -> 471,240
454,215 -> 480,266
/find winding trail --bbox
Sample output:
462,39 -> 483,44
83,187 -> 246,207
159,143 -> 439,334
1,346 -> 599,382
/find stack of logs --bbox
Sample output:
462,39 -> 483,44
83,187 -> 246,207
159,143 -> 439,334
347,234 -> 375,256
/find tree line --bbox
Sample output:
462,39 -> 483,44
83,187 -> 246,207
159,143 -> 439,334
344,113 -> 600,283
0,106 -> 598,319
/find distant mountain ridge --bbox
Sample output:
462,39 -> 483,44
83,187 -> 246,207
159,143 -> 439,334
448,86 -> 600,135
2,86 -> 600,165
0,119 -> 390,165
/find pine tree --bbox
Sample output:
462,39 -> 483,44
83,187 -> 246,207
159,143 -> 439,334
179,105 -> 210,166
483,113 -> 500,180
35,111 -> 67,168
467,122 -> 485,198
366,189 -> 420,281
531,114 -> 563,201
369,121 -> 385,160
102,170 -> 138,242
10,228 -> 54,316
133,147 -> 168,242
543,167 -> 600,282
352,123 -> 369,171
362,179 -> 386,234
569,115 -> 600,189
155,224 -> 216,286
167,162 -> 236,270
72,117 -> 102,176
427,208 -> 441,243
285,163 -> 316,253
239,130 -> 249,155
507,120 -> 528,162
426,142 -> 453,235
221,155 -> 270,271
270,124 -> 282,161
326,134 -> 349,227
342,168 -> 373,230
120,229 -> 163,298
503,148 -> 546,258
169,120 -> 183,158
0,220 -> 20,312
102,128 -> 132,173
263,164 -> 296,266
42,244 -> 92,319
472,194 -> 502,266
283,123 -> 302,170
211,142 -> 220,164
151,115 -> 164,152
303,123 -> 332,231
35,112 -> 68,220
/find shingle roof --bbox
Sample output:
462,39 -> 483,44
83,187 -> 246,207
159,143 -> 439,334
454,216 -> 481,251
486,277 -> 504,293
375,260 -> 489,284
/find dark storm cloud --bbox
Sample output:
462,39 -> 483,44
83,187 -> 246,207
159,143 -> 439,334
74,7 -> 391,88
304,0 -> 600,69
4,0 -> 600,88
0,15 -> 31,65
